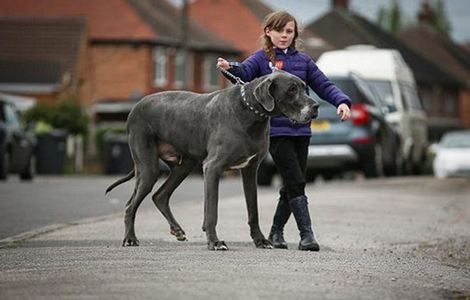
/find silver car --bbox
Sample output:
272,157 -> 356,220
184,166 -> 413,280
257,74 -> 402,185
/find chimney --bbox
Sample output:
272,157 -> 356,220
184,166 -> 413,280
417,0 -> 437,26
332,0 -> 349,10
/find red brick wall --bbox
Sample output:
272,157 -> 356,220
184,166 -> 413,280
89,44 -> 152,102
460,89 -> 470,128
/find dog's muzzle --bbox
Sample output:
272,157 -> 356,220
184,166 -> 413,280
296,101 -> 319,123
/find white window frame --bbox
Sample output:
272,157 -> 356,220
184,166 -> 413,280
175,49 -> 192,89
154,47 -> 168,87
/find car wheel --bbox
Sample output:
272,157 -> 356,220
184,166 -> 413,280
386,146 -> 404,176
305,171 -> 317,183
411,152 -> 425,175
20,154 -> 35,181
0,150 -> 9,180
322,172 -> 336,181
402,153 -> 414,176
363,141 -> 385,178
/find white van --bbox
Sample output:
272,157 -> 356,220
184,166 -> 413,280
316,45 -> 428,173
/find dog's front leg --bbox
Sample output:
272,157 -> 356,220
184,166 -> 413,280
202,160 -> 227,250
241,163 -> 273,249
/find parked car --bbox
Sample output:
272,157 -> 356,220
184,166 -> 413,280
0,98 -> 36,180
257,73 -> 402,185
433,130 -> 470,178
317,45 -> 428,174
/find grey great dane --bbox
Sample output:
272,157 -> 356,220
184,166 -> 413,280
105,70 -> 319,250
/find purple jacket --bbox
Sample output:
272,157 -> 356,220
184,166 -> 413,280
229,48 -> 351,137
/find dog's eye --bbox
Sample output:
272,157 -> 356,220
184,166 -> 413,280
288,85 -> 297,94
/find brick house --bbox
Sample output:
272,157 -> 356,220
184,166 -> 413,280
0,0 -> 241,109
399,1 -> 470,131
0,0 -> 242,168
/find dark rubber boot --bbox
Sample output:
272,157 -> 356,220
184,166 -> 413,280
268,194 -> 291,249
288,195 -> 320,251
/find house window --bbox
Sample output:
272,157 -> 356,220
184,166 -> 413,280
443,91 -> 458,116
420,87 -> 434,114
203,54 -> 219,91
154,47 -> 168,87
175,50 -> 192,89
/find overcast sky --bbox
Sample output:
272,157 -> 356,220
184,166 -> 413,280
261,0 -> 470,43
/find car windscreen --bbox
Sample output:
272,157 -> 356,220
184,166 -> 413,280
400,84 -> 423,112
326,78 -> 361,104
441,133 -> 470,148
367,80 -> 397,113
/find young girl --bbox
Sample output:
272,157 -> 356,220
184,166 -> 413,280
217,11 -> 351,251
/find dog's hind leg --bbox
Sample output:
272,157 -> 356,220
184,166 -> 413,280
122,130 -> 160,247
152,158 -> 197,241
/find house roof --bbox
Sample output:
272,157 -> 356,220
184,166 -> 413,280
400,25 -> 470,87
0,0 -> 240,54
127,0 -> 239,53
306,9 -> 462,86
0,0 -> 155,41
190,0 -> 332,59
0,16 -> 86,93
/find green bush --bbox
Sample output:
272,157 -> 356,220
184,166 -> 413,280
23,94 -> 89,136
95,126 -> 127,155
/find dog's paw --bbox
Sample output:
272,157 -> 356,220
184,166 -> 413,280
170,228 -> 187,241
122,237 -> 140,247
255,238 -> 273,249
208,240 -> 228,251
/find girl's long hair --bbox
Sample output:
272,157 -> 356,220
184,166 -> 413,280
261,11 -> 299,64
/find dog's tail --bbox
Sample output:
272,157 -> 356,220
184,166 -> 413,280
105,170 -> 135,195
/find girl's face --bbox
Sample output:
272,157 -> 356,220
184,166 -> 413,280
265,20 -> 296,49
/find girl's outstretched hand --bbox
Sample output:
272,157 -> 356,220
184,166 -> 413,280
337,103 -> 351,121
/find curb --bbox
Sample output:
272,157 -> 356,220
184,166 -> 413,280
0,212 -> 122,249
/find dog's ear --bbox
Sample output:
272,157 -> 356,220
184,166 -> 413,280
254,77 -> 275,112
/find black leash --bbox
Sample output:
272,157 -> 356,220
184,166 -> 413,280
217,66 -> 268,119
217,66 -> 246,85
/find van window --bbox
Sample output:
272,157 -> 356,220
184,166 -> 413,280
368,80 -> 396,113
400,84 -> 423,112
326,78 -> 367,104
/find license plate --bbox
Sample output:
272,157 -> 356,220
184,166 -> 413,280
311,120 -> 330,131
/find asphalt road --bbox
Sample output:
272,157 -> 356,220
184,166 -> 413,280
0,174 -> 245,240
0,176 -> 469,299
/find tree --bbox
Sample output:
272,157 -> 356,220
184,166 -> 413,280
23,93 -> 89,136
377,0 -> 452,38
432,0 -> 452,37
377,0 -> 405,36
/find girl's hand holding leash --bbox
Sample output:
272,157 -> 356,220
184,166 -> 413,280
217,58 -> 230,70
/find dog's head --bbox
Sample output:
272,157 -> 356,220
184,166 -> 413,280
253,70 -> 319,123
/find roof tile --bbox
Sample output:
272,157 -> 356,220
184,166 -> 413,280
0,0 -> 155,40
0,16 -> 85,88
